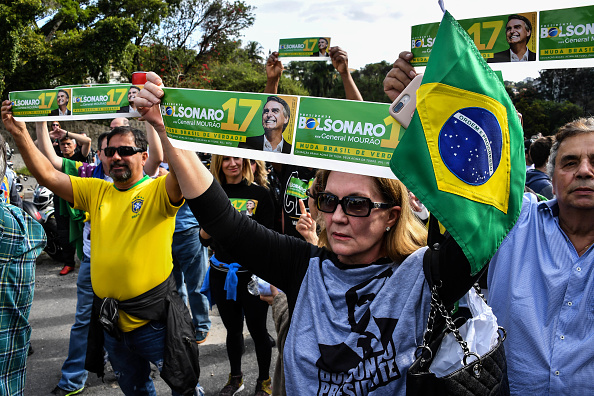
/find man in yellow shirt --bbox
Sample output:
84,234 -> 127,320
0,102 -> 201,396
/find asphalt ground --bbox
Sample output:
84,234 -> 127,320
16,167 -> 279,396
26,253 -> 278,396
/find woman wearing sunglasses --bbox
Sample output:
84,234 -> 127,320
195,168 -> 436,395
136,72 -> 473,396
201,155 -> 275,396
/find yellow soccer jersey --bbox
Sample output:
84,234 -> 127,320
70,174 -> 182,331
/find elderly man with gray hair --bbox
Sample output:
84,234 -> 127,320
385,51 -> 594,394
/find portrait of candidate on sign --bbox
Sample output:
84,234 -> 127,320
50,89 -> 72,116
117,85 -> 141,114
310,37 -> 331,57
488,14 -> 537,63
238,96 -> 296,154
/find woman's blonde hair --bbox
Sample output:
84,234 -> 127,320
316,170 -> 427,262
210,155 -> 254,185
252,160 -> 270,189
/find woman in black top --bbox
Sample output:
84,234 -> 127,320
201,155 -> 275,396
136,72 -> 476,396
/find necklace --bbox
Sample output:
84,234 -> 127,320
578,240 -> 594,255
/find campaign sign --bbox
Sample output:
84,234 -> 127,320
72,84 -> 140,116
539,5 -> 594,61
293,97 -> 404,168
161,88 -> 299,151
411,23 -> 439,65
411,12 -> 537,66
160,89 -> 399,178
10,84 -> 142,121
10,88 -> 71,118
278,37 -> 331,58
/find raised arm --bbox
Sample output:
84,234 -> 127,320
143,121 -> 163,177
264,51 -> 283,94
2,101 -> 73,203
35,122 -> 63,171
135,73 -> 314,305
62,129 -> 92,157
135,72 -> 213,200
329,46 -> 363,101
383,51 -> 418,101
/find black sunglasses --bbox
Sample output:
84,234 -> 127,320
316,192 -> 396,217
51,123 -> 60,127
305,189 -> 315,199
103,146 -> 145,157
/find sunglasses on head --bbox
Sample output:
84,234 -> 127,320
316,192 -> 396,217
103,146 -> 145,157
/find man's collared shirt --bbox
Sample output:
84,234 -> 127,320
489,193 -> 594,395
0,203 -> 45,395
263,135 -> 284,153
510,48 -> 530,62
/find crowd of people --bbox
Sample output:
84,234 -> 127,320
0,44 -> 591,396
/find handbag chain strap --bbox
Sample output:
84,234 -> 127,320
416,283 -> 484,375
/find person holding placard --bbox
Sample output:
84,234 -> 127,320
200,155 -> 275,396
135,72 -> 477,396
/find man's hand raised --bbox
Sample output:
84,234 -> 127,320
135,72 -> 166,130
383,51 -> 418,102
330,46 -> 350,75
1,101 -> 26,136
266,51 -> 283,81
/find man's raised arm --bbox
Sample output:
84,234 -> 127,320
143,121 -> 164,177
59,128 -> 92,157
2,101 -> 73,203
35,122 -> 64,171
264,52 -> 283,94
135,73 -> 213,200
383,51 -> 418,101
329,46 -> 363,101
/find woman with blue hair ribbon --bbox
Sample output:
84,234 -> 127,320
200,155 -> 275,396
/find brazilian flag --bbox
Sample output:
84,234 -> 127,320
390,11 -> 525,275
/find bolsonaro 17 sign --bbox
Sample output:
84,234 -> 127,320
539,5 -> 594,61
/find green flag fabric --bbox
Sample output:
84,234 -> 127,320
390,11 -> 525,274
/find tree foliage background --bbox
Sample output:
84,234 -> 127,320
1,0 -> 592,136
507,68 -> 593,138
0,0 -> 306,98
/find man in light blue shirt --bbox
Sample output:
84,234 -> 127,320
489,117 -> 594,395
385,52 -> 594,395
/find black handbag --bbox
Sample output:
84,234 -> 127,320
406,284 -> 509,396
406,216 -> 509,396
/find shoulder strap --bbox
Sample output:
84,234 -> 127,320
422,214 -> 486,308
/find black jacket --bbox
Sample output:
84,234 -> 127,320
488,48 -> 536,63
238,134 -> 292,154
85,274 -> 200,395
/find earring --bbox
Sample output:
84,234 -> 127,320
385,226 -> 391,232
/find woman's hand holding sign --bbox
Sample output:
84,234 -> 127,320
383,51 -> 418,101
135,72 -> 166,130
